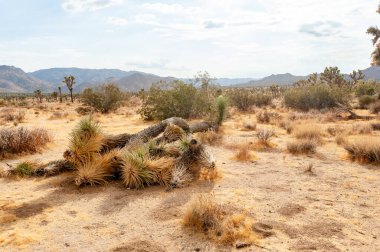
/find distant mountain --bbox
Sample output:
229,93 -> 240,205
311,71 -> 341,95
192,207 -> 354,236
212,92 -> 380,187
116,72 -> 175,91
236,73 -> 306,87
1,65 -> 380,93
0,65 -> 52,93
361,66 -> 380,80
30,68 -> 133,88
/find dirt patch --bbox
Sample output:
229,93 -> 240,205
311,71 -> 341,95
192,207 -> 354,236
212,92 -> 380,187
112,240 -> 166,252
301,220 -> 344,238
278,203 -> 306,217
290,239 -> 340,252
11,202 -> 50,219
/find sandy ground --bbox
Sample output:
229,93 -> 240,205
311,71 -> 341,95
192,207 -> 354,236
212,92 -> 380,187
1,102 -> 380,251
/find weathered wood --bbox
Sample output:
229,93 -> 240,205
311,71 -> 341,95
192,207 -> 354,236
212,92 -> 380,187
189,121 -> 218,133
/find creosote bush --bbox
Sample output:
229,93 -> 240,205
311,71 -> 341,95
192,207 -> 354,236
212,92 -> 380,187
284,84 -> 350,111
139,81 -> 215,120
358,95 -> 377,109
81,83 -> 127,113
226,88 -> 272,111
0,127 -> 50,159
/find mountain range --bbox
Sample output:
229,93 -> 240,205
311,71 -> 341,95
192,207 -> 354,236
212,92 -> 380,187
0,65 -> 379,93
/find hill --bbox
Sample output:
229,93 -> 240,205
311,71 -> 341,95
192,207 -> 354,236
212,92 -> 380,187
0,65 -> 52,93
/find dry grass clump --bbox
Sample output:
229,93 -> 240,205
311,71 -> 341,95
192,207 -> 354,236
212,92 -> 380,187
278,119 -> 293,134
256,129 -> 274,143
326,125 -> 346,136
0,127 -> 50,159
196,130 -> 223,146
293,124 -> 323,143
183,194 -> 258,246
287,139 -> 317,154
75,150 -> 121,186
371,122 -> 380,131
0,109 -> 25,123
232,145 -> 257,162
344,137 -> 380,164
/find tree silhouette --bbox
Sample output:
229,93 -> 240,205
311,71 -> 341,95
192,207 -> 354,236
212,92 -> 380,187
367,5 -> 380,65
62,76 -> 75,103
349,70 -> 365,85
320,67 -> 346,87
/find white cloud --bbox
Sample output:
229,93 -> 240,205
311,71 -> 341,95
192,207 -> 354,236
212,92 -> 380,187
62,0 -> 123,13
107,16 -> 128,26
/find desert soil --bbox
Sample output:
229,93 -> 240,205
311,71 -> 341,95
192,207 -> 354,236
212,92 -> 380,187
0,102 -> 379,252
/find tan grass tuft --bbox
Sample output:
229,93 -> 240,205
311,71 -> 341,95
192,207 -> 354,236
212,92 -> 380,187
75,150 -> 121,186
196,130 -> 223,146
287,139 -> 317,154
183,194 -> 258,246
344,137 -> 380,164
293,124 -> 323,143
232,145 -> 257,162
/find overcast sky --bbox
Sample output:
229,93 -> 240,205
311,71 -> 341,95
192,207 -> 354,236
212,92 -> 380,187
0,0 -> 379,78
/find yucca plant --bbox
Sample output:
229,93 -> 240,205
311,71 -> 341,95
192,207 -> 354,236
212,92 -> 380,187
121,149 -> 155,189
146,157 -> 175,186
75,150 -> 122,186
13,161 -> 39,177
215,95 -> 227,126
67,117 -> 104,165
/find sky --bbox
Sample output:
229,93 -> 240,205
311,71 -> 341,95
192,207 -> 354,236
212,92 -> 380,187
0,0 -> 379,78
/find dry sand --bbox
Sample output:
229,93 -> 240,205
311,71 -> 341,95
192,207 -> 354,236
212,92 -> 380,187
1,103 -> 379,251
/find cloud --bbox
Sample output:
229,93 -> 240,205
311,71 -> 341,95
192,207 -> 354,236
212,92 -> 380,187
204,20 -> 225,29
299,21 -> 343,37
62,0 -> 123,13
107,17 -> 128,26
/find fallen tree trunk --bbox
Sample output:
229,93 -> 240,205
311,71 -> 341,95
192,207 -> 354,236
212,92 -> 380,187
4,117 -> 217,177
336,103 -> 373,120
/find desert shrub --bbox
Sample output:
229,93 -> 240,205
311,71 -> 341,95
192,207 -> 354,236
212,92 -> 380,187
358,95 -> 377,109
344,137 -> 380,164
284,84 -> 350,111
232,144 -> 256,162
139,81 -> 214,120
226,89 -> 272,111
335,134 -> 348,145
287,139 -> 317,154
369,101 -> 380,114
256,129 -> 274,143
371,123 -> 380,131
0,99 -> 6,106
256,110 -> 280,124
75,106 -> 94,115
351,123 -> 372,135
278,119 -> 293,134
0,109 -> 25,123
49,111 -> 68,120
81,83 -> 127,113
0,127 -> 50,159
354,81 -> 376,97
293,124 -> 323,143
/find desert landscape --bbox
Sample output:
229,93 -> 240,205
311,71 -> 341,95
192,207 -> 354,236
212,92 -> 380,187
2,1 -> 380,251
0,88 -> 380,251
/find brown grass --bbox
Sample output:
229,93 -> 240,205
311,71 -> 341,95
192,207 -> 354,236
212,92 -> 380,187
287,139 -> 317,154
0,127 -> 50,159
293,124 -> 323,143
183,194 -> 258,246
344,137 -> 380,164
241,121 -> 256,131
231,145 -> 257,162
196,130 -> 223,146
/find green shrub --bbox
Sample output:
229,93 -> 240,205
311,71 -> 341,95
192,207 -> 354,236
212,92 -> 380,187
354,81 -> 377,97
138,81 -> 213,120
226,89 -> 272,111
358,95 -> 377,109
284,84 -> 350,111
81,83 -> 127,113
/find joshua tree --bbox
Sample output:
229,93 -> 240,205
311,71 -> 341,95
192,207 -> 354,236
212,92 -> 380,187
58,86 -> 63,103
270,84 -> 280,98
320,67 -> 347,87
349,70 -> 365,85
307,72 -> 318,85
34,89 -> 42,103
62,76 -> 75,103
367,4 -> 380,65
